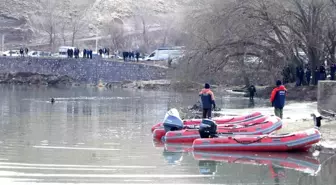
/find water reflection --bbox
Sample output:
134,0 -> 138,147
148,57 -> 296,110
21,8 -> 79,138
248,99 -> 255,108
198,160 -> 217,175
162,150 -> 184,165
298,154 -> 336,185
0,85 -> 334,184
193,151 -> 321,176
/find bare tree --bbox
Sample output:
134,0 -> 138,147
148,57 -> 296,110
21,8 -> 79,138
58,0 -> 89,46
31,0 -> 61,51
178,0 -> 336,86
102,19 -> 125,51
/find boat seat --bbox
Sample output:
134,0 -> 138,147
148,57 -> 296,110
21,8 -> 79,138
269,133 -> 295,138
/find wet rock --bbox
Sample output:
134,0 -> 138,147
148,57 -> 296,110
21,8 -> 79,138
311,142 -> 336,154
188,101 -> 222,112
189,102 -> 202,111
48,75 -> 76,87
120,80 -> 172,90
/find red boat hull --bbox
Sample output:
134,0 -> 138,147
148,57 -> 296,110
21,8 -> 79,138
164,116 -> 282,143
153,129 -> 166,141
193,129 -> 321,152
151,112 -> 263,133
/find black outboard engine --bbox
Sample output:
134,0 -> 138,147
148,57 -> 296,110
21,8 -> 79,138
199,119 -> 218,138
311,111 -> 322,129
163,109 -> 184,132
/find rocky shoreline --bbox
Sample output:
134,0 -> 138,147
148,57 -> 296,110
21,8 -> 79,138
117,80 -> 318,102
0,72 -> 321,103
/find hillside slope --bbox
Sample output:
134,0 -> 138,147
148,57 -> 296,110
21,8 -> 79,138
0,0 -> 189,48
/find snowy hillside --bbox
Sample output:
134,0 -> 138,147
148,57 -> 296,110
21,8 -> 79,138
0,0 -> 190,48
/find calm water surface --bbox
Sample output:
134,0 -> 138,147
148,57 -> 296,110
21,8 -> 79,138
0,85 -> 334,185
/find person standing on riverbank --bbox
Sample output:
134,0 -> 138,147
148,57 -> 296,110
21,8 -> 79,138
305,66 -> 311,86
248,85 -> 257,100
270,80 -> 287,119
199,83 -> 216,119
331,64 -> 335,80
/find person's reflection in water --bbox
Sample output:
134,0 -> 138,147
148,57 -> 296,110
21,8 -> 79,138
82,104 -> 92,116
198,160 -> 217,176
248,99 -> 255,108
162,149 -> 184,165
269,163 -> 286,185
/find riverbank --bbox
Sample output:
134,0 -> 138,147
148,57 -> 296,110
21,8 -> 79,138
0,71 -> 320,103
117,80 -> 318,102
254,83 -> 318,102
0,57 -> 167,83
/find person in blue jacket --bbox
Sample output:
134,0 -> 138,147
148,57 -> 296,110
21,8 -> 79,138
199,83 -> 216,119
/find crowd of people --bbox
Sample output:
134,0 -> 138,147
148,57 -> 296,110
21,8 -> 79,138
65,48 -> 96,59
66,48 -> 83,58
283,64 -> 336,86
122,51 -> 141,62
98,48 -> 110,57
65,48 -> 142,61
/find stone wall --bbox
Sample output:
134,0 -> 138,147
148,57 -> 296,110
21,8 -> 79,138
0,57 -> 167,83
318,81 -> 336,115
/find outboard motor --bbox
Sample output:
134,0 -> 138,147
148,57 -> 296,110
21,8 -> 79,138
199,119 -> 218,138
163,108 -> 184,132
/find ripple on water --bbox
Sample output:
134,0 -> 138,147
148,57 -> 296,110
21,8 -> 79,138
32,145 -> 121,151
0,86 -> 334,185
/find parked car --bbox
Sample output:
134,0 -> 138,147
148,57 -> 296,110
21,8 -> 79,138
28,51 -> 52,57
51,53 -> 59,57
2,50 -> 20,57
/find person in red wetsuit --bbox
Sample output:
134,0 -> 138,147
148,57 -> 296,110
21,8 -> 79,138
199,83 -> 216,119
270,80 -> 287,119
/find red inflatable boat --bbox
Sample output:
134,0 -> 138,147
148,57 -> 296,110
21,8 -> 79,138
164,116 -> 282,143
152,114 -> 269,141
193,151 -> 320,175
193,128 -> 321,152
151,111 -> 263,133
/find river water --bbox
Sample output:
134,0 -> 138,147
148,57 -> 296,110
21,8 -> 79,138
0,85 -> 335,185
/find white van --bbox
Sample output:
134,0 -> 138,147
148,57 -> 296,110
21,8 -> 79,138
58,46 -> 77,58
144,47 -> 184,61
28,51 -> 51,57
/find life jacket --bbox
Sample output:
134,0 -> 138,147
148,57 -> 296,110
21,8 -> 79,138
270,85 -> 287,109
199,89 -> 215,109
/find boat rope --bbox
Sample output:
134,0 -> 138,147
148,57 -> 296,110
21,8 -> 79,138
232,136 -> 268,145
